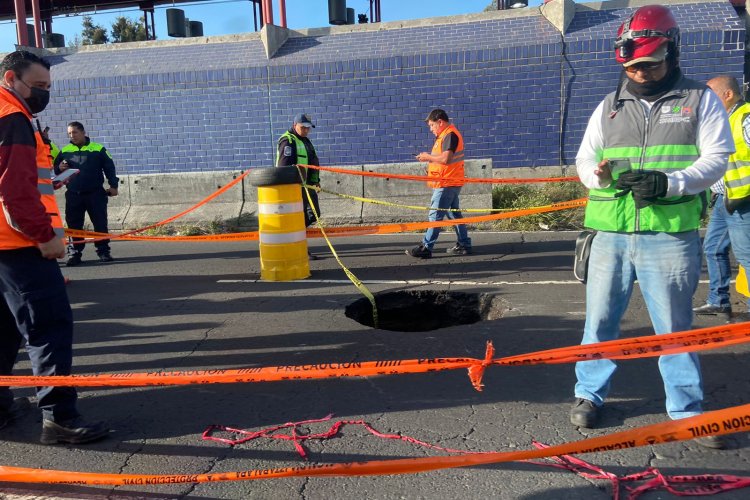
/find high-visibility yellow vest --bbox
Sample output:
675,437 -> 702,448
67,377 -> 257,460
584,79 -> 705,232
724,101 -> 750,212
276,131 -> 319,184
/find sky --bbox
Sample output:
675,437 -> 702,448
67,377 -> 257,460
0,0 -> 546,53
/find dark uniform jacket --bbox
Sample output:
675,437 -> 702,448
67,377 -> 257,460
54,137 -> 118,193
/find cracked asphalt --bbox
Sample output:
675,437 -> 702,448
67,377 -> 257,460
0,232 -> 747,499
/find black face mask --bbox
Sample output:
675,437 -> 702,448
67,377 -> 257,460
24,86 -> 50,114
16,78 -> 50,114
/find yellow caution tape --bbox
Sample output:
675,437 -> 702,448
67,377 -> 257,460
299,174 -> 379,329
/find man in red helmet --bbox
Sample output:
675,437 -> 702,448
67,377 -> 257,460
571,5 -> 735,449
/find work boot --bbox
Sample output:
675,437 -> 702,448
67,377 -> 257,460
65,254 -> 82,267
694,435 -> 726,450
406,245 -> 432,259
446,244 -> 472,256
0,397 -> 32,430
693,303 -> 731,315
570,398 -> 599,428
40,416 -> 110,445
98,253 -> 114,263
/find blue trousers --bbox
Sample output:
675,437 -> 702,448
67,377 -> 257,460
0,247 -> 79,421
421,187 -> 472,250
703,194 -> 750,310
574,231 -> 704,419
65,189 -> 111,256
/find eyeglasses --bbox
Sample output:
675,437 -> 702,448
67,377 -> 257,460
624,61 -> 665,74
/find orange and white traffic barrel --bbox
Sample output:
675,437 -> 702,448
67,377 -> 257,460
250,166 -> 310,281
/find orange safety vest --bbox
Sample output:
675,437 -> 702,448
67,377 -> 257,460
427,123 -> 465,188
0,89 -> 64,250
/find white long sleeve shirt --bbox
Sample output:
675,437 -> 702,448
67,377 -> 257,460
576,87 -> 734,197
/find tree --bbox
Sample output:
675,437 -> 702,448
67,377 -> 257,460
67,34 -> 81,48
110,16 -> 149,43
81,16 -> 109,45
358,13 -> 369,24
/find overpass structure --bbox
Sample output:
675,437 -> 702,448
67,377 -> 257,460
2,0 -> 385,48
2,0 -> 262,48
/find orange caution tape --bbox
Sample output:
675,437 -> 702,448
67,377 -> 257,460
63,198 -> 587,242
0,322 -> 747,389
63,170 -> 250,243
493,321 -> 750,365
65,167 -> 576,243
303,164 -> 579,184
306,198 -> 587,238
0,404 -> 747,485
64,228 -> 260,242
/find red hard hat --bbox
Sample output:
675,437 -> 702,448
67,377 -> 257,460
615,5 -> 680,66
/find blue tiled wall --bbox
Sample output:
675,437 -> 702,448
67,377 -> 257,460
42,2 -> 745,175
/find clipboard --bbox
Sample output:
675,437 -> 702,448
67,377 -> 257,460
52,168 -> 79,189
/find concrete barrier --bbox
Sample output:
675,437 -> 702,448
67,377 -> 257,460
54,160 -> 494,230
317,164 -> 365,225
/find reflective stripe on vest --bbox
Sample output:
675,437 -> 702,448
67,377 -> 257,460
585,78 -> 705,233
276,131 -> 310,182
60,140 -> 108,155
0,90 -> 65,249
427,124 -> 465,188
724,102 -> 750,202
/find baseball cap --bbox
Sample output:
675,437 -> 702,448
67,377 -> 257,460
293,113 -> 315,128
622,44 -> 668,67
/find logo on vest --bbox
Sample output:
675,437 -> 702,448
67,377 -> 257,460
658,105 -> 693,125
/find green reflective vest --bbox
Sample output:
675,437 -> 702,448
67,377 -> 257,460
584,77 -> 705,233
724,101 -> 750,212
49,141 -> 59,162
276,131 -> 319,184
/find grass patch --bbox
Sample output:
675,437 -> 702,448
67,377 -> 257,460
486,180 -> 587,231
136,213 -> 257,236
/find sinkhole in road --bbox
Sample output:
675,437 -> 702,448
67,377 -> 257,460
345,290 -> 507,332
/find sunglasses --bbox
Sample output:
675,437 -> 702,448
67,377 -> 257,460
624,61 -> 665,74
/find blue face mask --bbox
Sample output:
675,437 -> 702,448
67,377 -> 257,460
16,77 -> 50,114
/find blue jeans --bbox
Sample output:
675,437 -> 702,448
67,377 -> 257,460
421,187 -> 471,250
702,195 -> 750,310
574,231 -> 704,419
703,196 -> 732,307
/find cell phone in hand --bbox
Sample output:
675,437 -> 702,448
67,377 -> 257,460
607,159 -> 632,175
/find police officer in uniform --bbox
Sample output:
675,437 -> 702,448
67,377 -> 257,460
276,113 -> 321,260
54,121 -> 119,266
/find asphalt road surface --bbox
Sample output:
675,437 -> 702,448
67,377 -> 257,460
0,232 -> 747,500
